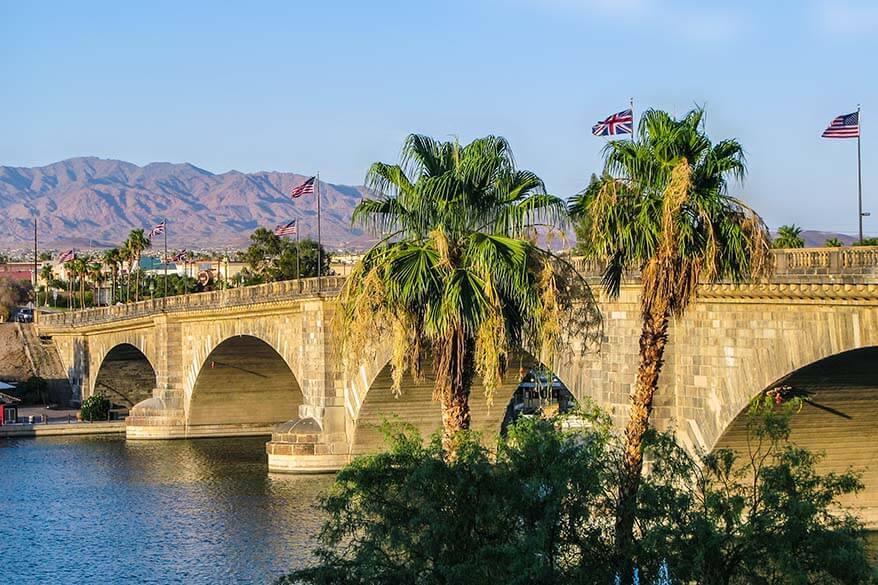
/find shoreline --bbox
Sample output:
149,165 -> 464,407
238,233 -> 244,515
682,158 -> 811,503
0,421 -> 125,438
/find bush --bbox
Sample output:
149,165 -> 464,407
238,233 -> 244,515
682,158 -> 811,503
278,402 -> 876,585
80,393 -> 111,421
21,376 -> 49,405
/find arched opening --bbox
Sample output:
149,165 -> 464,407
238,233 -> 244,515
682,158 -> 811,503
93,344 -> 156,408
499,368 -> 576,436
714,346 -> 878,528
188,335 -> 303,429
351,353 -> 573,455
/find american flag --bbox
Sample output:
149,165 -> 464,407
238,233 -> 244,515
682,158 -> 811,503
149,220 -> 166,237
822,111 -> 860,138
592,108 -> 634,136
290,176 -> 316,198
58,249 -> 74,262
274,220 -> 298,237
172,250 -> 189,262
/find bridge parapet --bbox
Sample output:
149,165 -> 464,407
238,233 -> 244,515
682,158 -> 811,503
39,276 -> 346,329
38,248 -> 878,331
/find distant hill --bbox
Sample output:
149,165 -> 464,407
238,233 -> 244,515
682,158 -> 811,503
795,230 -> 858,247
0,157 -> 374,250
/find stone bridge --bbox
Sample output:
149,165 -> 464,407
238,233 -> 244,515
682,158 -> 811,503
37,248 -> 878,524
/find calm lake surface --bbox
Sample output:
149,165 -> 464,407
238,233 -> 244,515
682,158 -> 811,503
0,435 -> 331,584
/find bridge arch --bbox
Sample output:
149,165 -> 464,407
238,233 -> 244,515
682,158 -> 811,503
91,343 -> 157,407
713,346 -> 878,528
187,334 -> 303,431
346,346 -> 575,456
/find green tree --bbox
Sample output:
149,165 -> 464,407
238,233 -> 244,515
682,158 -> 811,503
80,392 -> 111,421
567,108 -> 770,573
281,404 -> 873,585
824,237 -> 844,247
773,224 -> 805,248
855,236 -> 878,246
87,261 -> 104,306
243,229 -> 329,282
638,401 -> 874,584
339,134 -> 595,452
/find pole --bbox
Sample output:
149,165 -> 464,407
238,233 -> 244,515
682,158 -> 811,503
33,218 -> 38,324
296,224 -> 301,283
857,105 -> 864,244
163,220 -> 168,308
316,172 -> 322,290
630,97 -> 635,140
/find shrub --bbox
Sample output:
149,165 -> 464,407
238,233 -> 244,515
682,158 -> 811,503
278,402 -> 876,585
80,393 -> 111,421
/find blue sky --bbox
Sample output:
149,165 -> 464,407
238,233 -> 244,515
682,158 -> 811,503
2,0 -> 876,234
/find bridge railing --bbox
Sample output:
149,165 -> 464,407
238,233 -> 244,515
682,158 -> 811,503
39,247 -> 878,329
571,247 -> 878,282
39,276 -> 346,328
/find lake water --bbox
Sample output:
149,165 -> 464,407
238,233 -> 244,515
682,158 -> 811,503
0,435 -> 331,584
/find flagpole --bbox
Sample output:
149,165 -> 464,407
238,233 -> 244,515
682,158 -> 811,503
296,224 -> 301,284
163,219 -> 168,308
630,97 -> 635,140
857,105 -> 864,244
33,217 -> 38,324
316,172 -> 322,290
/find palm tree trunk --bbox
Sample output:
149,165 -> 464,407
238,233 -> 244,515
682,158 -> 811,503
614,307 -> 670,579
439,329 -> 475,455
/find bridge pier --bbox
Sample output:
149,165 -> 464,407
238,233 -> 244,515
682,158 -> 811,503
266,406 -> 350,473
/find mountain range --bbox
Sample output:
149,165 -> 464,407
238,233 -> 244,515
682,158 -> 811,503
0,157 -> 857,252
0,157 -> 372,250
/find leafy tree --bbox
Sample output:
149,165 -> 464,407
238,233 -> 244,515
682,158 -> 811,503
242,229 -> 329,282
0,277 -> 28,321
339,134 -> 596,452
855,236 -> 878,246
637,401 -> 874,585
824,237 -> 844,247
773,224 -> 805,248
280,404 -> 874,585
567,108 -> 770,573
22,376 -> 49,405
80,392 -> 111,421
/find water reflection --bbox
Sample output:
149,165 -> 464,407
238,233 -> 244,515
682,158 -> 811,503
0,435 -> 331,584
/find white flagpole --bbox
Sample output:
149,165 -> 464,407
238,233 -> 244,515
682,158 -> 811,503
163,219 -> 168,307
630,97 -> 635,140
857,105 -> 864,244
316,173 -> 322,289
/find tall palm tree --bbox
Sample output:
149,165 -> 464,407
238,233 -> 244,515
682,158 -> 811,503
39,264 -> 54,306
88,261 -> 104,306
103,248 -> 121,304
339,134 -> 596,453
773,224 -> 805,248
119,241 -> 133,302
69,256 -> 88,309
824,237 -> 843,247
126,229 -> 151,302
568,108 -> 770,570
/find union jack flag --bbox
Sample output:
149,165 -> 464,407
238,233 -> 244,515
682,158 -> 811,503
57,249 -> 74,262
290,176 -> 316,198
149,220 -> 166,237
172,250 -> 189,262
592,108 -> 634,136
274,220 -> 298,237
822,111 -> 859,138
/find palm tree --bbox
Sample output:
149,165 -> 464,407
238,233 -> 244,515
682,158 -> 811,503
773,224 -> 805,248
39,264 -> 54,306
119,241 -> 133,302
88,261 -> 104,306
103,248 -> 121,304
824,237 -> 843,247
568,108 -> 770,570
339,134 -> 595,453
126,229 -> 151,302
69,256 -> 88,309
